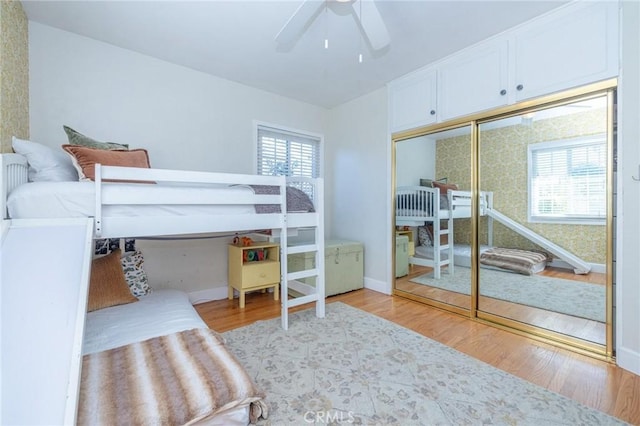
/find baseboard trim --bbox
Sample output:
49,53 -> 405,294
616,346 -> 640,376
364,277 -> 392,295
548,259 -> 606,274
191,278 -> 393,304
189,286 -> 228,305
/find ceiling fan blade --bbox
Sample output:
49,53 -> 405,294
354,0 -> 390,51
275,0 -> 325,45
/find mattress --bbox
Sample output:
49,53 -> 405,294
414,244 -> 492,268
396,205 -> 473,220
414,244 -> 547,274
82,289 -> 254,425
83,289 -> 207,355
480,247 -> 549,275
7,181 -> 256,219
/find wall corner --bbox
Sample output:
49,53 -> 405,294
0,0 -> 30,153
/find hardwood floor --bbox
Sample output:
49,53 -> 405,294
195,289 -> 640,425
395,265 -> 607,343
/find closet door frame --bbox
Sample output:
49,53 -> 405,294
392,78 -> 616,360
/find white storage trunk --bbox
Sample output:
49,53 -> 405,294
288,239 -> 364,297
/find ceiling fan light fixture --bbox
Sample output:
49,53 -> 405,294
275,0 -> 390,51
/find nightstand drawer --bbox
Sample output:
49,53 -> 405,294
241,260 -> 280,288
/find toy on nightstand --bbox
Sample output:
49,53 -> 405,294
232,234 -> 253,247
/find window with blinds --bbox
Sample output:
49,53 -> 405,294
256,125 -> 320,196
528,135 -> 606,224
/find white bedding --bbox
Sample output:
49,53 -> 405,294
7,181 -> 256,219
83,289 -> 206,355
396,205 -> 473,220
414,244 -> 492,268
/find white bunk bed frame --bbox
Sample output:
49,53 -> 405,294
396,185 -> 593,276
396,185 -> 492,279
1,153 -> 324,330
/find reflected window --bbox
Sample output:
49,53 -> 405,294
528,134 -> 606,224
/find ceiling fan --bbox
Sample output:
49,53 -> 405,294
275,0 -> 390,51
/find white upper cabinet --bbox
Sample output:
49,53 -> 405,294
438,40 -> 509,122
389,68 -> 437,133
388,1 -> 619,132
512,1 -> 619,102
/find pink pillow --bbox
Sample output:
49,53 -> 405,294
62,144 -> 151,181
432,181 -> 458,193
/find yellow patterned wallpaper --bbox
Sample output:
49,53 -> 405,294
436,108 -> 607,264
0,0 -> 29,153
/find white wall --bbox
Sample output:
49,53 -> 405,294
395,135 -> 436,187
616,0 -> 640,375
326,88 -> 390,293
28,22 -> 327,299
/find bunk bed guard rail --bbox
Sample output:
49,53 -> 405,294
94,163 -> 288,238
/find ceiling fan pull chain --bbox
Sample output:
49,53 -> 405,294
324,1 -> 329,49
358,0 -> 363,63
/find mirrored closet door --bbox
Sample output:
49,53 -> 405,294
392,81 -> 615,356
394,125 -> 473,313
477,93 -> 612,347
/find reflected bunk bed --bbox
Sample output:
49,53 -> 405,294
395,185 -> 492,278
1,153 -> 325,330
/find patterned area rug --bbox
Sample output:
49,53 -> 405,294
222,303 -> 623,425
411,267 -> 605,322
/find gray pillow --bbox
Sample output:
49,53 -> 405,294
63,125 -> 128,150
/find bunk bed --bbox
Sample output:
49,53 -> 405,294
396,185 -> 592,276
1,151 -> 326,424
395,185 -> 492,278
1,152 -> 325,329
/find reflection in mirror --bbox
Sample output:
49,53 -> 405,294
394,126 -> 472,311
477,95 -> 609,345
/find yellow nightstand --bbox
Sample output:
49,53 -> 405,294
228,242 -> 280,308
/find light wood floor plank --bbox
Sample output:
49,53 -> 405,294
195,288 -> 639,424
396,265 -> 607,343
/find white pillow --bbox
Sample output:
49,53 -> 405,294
12,136 -> 79,182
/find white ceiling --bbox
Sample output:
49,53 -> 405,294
21,0 -> 568,109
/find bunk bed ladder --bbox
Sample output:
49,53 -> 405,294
432,219 -> 452,279
280,180 -> 326,330
431,190 -> 453,279
447,191 -> 455,276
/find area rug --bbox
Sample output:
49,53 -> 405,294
410,267 -> 605,322
221,303 -> 623,425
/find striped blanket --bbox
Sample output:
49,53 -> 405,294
480,247 -> 549,275
77,328 -> 268,425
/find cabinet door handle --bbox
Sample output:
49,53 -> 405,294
430,110 -> 436,115
516,84 -> 524,91
500,89 -> 507,96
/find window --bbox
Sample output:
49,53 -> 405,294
528,135 -> 606,224
256,124 -> 321,196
